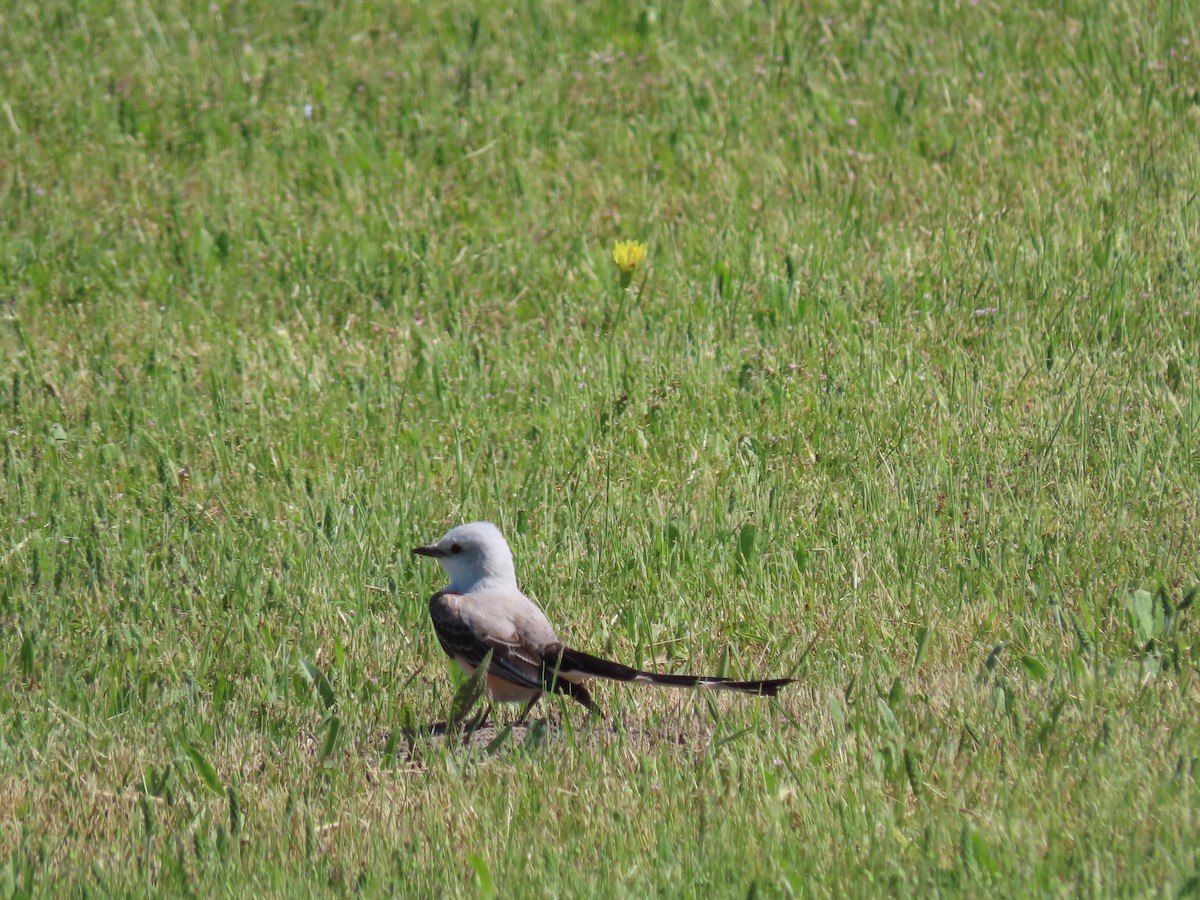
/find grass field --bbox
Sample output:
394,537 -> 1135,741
3,0 -> 1200,894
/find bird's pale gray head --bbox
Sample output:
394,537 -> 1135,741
411,521 -> 517,590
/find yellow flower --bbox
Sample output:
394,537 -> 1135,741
613,240 -> 647,289
612,240 -> 647,274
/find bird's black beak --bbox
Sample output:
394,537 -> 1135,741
411,545 -> 447,558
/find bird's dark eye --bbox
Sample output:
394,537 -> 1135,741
449,543 -> 463,555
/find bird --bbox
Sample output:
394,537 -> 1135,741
411,521 -> 794,720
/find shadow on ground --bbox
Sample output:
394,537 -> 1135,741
406,715 -> 704,757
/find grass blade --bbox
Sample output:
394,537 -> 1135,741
449,650 -> 492,733
185,744 -> 225,797
299,658 -> 336,711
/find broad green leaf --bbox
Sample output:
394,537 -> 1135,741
467,853 -> 495,898
876,696 -> 899,732
449,649 -> 492,733
485,724 -> 513,756
961,825 -> 998,876
320,715 -> 341,762
903,748 -> 922,798
1019,655 -> 1048,681
913,625 -> 930,670
185,744 -> 225,797
397,702 -> 418,738
714,260 -> 732,299
386,729 -> 403,763
299,658 -> 336,711
1126,589 -> 1155,641
737,523 -> 758,561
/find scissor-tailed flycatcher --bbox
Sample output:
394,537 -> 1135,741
412,522 -> 793,717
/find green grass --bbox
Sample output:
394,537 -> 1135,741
3,0 -> 1200,894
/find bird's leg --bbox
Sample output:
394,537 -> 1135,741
516,693 -> 542,724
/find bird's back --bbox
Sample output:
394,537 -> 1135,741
432,584 -> 562,653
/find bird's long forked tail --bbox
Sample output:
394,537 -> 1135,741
553,647 -> 794,697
